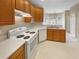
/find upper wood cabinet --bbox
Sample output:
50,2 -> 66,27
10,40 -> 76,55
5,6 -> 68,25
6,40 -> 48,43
31,5 -> 43,23
24,1 -> 31,13
30,5 -> 35,19
15,0 -> 25,11
34,7 -> 43,22
0,0 -> 15,25
0,0 -> 43,25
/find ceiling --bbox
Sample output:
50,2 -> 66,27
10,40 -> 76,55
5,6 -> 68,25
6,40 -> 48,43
29,0 -> 79,13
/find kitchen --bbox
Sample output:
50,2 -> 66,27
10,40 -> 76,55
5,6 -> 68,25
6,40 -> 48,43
0,0 -> 79,59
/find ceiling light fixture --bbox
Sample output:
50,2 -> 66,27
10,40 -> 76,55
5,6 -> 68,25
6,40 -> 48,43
41,0 -> 44,2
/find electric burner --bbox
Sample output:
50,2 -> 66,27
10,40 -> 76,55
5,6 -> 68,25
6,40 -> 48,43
24,36 -> 30,39
30,32 -> 35,34
16,35 -> 25,38
26,31 -> 30,33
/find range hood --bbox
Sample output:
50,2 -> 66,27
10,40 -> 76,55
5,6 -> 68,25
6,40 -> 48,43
15,9 -> 32,17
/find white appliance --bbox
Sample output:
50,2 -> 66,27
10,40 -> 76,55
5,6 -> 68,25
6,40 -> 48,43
39,29 -> 47,43
8,27 -> 38,59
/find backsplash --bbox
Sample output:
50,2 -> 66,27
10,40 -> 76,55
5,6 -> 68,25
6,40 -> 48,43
0,16 -> 29,42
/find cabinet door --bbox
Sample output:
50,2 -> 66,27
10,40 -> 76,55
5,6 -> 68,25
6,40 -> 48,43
53,29 -> 59,41
47,29 -> 53,40
16,0 -> 25,11
59,30 -> 66,42
30,5 -> 35,19
0,0 -> 15,25
30,6 -> 43,23
16,51 -> 25,59
34,7 -> 43,22
8,44 -> 25,59
24,1 -> 31,13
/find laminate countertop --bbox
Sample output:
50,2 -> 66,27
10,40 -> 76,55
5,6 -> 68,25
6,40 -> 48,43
0,39 -> 25,59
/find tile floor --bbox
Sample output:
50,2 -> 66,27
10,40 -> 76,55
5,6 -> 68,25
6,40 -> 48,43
35,41 -> 79,59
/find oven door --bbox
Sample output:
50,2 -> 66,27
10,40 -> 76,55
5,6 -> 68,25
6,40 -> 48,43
25,34 -> 38,59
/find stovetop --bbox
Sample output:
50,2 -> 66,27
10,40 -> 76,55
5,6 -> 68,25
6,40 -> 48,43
25,31 -> 35,34
15,31 -> 36,40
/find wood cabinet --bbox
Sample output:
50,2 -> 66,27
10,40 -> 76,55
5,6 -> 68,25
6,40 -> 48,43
0,0 -> 15,25
24,17 -> 32,23
59,30 -> 66,42
31,5 -> 43,22
0,0 -> 43,25
8,44 -> 25,59
34,7 -> 43,22
47,29 -> 66,42
30,5 -> 35,19
24,1 -> 31,13
15,0 -> 25,11
53,29 -> 59,41
47,29 -> 53,41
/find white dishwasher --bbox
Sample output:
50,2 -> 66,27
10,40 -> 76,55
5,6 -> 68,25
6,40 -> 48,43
38,29 -> 47,43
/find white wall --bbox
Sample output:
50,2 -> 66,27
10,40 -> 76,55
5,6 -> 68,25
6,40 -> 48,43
70,3 -> 79,42
70,13 -> 76,37
76,12 -> 79,42
65,11 -> 70,33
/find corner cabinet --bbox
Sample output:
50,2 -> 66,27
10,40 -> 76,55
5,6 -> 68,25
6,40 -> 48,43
0,0 -> 15,25
47,29 -> 66,42
8,44 -> 25,59
31,5 -> 43,23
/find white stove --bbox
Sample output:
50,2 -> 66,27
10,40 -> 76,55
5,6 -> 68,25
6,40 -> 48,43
8,27 -> 38,59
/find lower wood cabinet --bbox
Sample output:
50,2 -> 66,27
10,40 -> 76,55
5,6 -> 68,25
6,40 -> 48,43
47,29 -> 53,41
8,44 -> 25,59
47,29 -> 66,42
